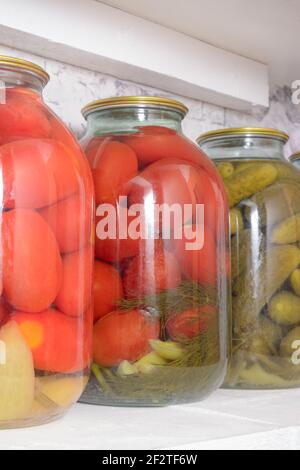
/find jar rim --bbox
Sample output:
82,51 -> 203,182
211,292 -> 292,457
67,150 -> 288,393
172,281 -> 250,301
0,56 -> 49,87
82,96 -> 188,119
197,127 -> 289,145
289,151 -> 300,162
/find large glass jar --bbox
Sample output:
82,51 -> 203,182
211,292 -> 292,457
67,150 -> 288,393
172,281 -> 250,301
198,127 -> 300,389
80,96 -> 230,406
0,56 -> 94,428
289,152 -> 300,170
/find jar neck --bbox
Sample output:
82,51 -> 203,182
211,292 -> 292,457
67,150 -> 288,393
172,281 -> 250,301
0,69 -> 44,96
86,107 -> 184,136
200,136 -> 286,161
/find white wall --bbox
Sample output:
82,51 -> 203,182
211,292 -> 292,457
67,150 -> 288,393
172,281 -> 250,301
1,45 -> 299,157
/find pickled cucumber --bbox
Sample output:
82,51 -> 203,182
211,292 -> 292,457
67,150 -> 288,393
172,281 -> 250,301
280,327 -> 300,359
259,316 -> 282,352
233,245 -> 300,335
245,335 -> 270,356
245,182 -> 300,228
233,162 -> 254,174
217,162 -> 234,179
274,162 -> 297,181
269,291 -> 300,326
238,363 -> 292,388
230,208 -> 244,235
231,229 -> 264,279
224,163 -> 278,208
272,213 -> 300,244
291,269 -> 300,296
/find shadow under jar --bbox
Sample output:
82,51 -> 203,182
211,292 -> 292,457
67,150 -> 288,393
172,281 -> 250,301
0,56 -> 94,428
198,127 -> 300,389
80,96 -> 230,406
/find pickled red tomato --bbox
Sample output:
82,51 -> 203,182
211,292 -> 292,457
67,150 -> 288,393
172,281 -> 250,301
172,224 -> 217,286
2,209 -> 62,312
94,261 -> 123,322
39,194 -> 92,254
49,116 -> 86,162
91,140 -> 138,204
93,309 -> 160,367
83,136 -> 112,166
166,306 -> 217,341
0,300 -> 9,327
123,245 -> 181,299
0,89 -> 51,143
13,309 -> 90,373
0,139 -> 80,209
95,205 -> 140,262
123,126 -> 205,166
129,159 -> 199,226
56,246 -> 93,317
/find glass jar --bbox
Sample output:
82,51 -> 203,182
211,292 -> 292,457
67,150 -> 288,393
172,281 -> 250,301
80,96 -> 230,406
198,127 -> 300,389
289,152 -> 300,170
0,56 -> 94,428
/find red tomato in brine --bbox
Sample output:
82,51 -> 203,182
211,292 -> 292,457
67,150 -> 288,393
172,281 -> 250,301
95,203 -> 140,262
172,224 -> 217,286
93,261 -> 123,322
55,246 -> 93,318
0,90 -> 51,143
39,194 -> 92,254
129,159 -> 199,227
0,139 -> 80,209
2,209 -> 62,312
167,306 -> 217,340
123,245 -> 181,299
93,309 -> 160,367
49,116 -> 85,161
91,140 -> 138,204
13,309 -> 90,373
124,126 -> 203,166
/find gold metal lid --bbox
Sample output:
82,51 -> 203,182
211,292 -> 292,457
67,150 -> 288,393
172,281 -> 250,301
0,56 -> 49,86
289,152 -> 300,162
82,96 -> 188,118
197,127 -> 289,145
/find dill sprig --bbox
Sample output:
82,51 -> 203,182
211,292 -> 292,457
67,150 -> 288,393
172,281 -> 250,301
118,281 -> 217,330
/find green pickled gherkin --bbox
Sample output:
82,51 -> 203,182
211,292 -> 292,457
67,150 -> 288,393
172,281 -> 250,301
217,162 -> 234,179
224,162 -> 278,207
272,213 -> 300,244
245,182 -> 300,228
259,316 -> 282,352
269,291 -> 300,326
229,208 -> 244,235
233,162 -> 254,174
233,244 -> 300,335
273,162 -> 298,181
290,269 -> 300,296
280,327 -> 300,359
231,229 -> 264,280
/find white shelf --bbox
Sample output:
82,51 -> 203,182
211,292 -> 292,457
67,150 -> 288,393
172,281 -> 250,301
2,389 -> 300,450
0,0 -> 268,111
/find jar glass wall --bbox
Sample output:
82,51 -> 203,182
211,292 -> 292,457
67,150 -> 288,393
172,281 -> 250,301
0,56 -> 94,428
198,127 -> 300,389
80,97 -> 230,406
289,152 -> 300,170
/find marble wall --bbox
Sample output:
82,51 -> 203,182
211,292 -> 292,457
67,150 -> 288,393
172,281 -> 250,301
1,45 -> 299,157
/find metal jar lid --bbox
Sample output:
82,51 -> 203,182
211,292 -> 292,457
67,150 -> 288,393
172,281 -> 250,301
0,56 -> 49,86
197,127 -> 289,145
82,96 -> 188,119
